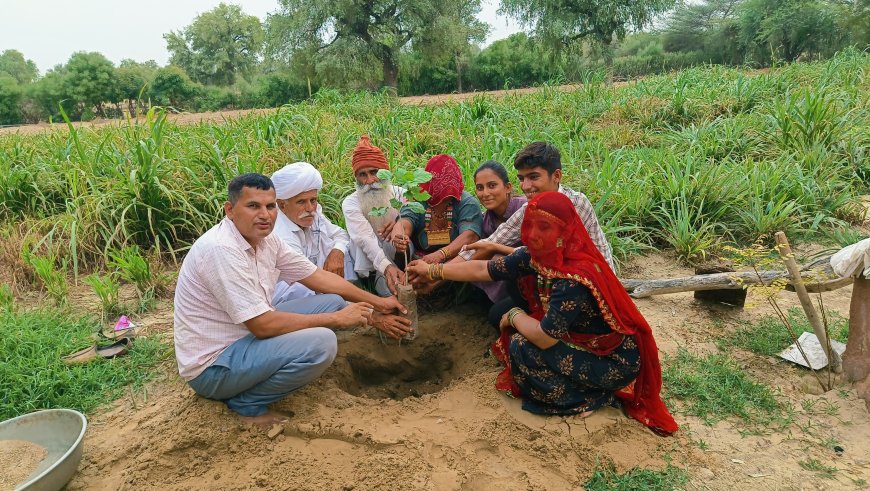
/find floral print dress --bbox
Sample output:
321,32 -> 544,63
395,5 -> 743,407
488,248 -> 641,415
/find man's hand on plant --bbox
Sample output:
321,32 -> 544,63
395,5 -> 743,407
373,295 -> 407,315
332,302 -> 374,328
370,312 -> 413,340
377,220 -> 395,240
390,231 -> 410,252
324,249 -> 345,277
384,264 -> 404,295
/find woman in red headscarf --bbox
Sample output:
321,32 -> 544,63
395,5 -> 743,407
390,154 -> 484,266
406,192 -> 678,435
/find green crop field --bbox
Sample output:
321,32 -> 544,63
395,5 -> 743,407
1,50 -> 868,278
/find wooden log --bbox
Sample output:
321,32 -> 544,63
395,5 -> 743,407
619,254 -> 852,298
622,270 -> 783,297
775,232 -> 842,373
785,276 -> 854,293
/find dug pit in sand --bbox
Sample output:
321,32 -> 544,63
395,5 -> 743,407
328,309 -> 485,400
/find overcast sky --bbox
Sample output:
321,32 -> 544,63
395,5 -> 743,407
0,0 -> 525,74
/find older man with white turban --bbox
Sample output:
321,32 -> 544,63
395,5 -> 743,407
271,162 -> 353,304
342,136 -> 406,297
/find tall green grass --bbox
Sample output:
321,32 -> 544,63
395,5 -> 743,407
0,50 -> 867,273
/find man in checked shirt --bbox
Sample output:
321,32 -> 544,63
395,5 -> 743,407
410,141 -> 614,328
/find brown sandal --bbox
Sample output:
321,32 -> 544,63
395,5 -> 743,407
62,337 -> 133,365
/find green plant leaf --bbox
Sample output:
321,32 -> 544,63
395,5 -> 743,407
410,189 -> 431,202
376,169 -> 393,181
412,169 -> 432,183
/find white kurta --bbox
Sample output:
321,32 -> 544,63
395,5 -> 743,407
342,185 -> 405,277
271,205 -> 351,305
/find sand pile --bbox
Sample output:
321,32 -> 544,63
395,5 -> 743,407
0,439 -> 47,490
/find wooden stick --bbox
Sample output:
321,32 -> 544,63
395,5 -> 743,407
620,266 -> 851,298
775,232 -> 842,373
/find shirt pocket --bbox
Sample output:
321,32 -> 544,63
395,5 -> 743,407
258,257 -> 281,295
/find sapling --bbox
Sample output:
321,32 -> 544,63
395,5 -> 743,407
369,167 -> 432,340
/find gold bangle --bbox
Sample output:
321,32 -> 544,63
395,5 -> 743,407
433,262 -> 444,281
427,264 -> 435,281
440,247 -> 452,260
507,308 -> 524,328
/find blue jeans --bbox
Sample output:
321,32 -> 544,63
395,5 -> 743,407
188,294 -> 346,417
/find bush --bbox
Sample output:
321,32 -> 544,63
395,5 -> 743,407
149,65 -> 198,109
250,72 -> 310,107
28,71 -> 77,121
0,75 -> 23,124
192,85 -> 238,112
466,33 -> 558,90
613,51 -> 707,79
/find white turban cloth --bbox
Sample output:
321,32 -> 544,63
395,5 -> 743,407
271,162 -> 323,199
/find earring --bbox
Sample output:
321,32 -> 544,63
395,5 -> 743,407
556,238 -> 563,248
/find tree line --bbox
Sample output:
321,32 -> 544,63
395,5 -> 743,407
1,0 -> 867,125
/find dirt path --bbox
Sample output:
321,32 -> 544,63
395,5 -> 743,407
61,253 -> 869,490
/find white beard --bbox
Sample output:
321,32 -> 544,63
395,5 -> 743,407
357,181 -> 398,230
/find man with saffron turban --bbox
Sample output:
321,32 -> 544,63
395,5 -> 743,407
405,192 -> 678,435
389,154 -> 483,265
342,135 -> 407,296
271,162 -> 352,304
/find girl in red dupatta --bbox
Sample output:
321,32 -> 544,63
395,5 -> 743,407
490,191 -> 678,435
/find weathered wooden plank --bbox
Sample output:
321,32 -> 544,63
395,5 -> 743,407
619,258 -> 852,298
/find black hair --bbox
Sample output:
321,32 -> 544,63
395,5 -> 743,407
227,173 -> 274,204
473,160 -> 510,185
513,142 -> 561,174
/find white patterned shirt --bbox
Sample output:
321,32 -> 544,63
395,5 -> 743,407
174,217 -> 317,381
459,186 -> 615,270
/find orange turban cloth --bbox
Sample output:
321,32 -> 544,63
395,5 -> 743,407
351,135 -> 389,174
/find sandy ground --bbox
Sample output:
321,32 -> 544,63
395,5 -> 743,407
39,252 -> 868,490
